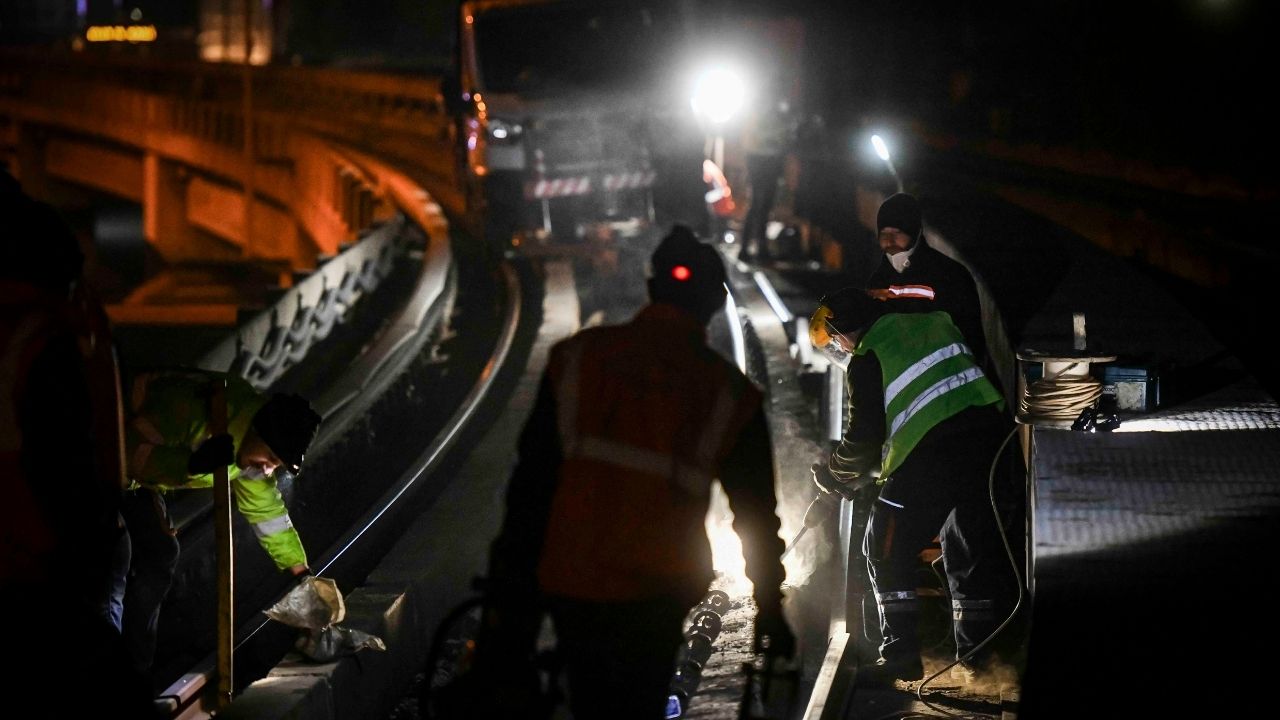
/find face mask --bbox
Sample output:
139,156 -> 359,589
240,464 -> 270,481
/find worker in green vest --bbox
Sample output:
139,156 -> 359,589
807,287 -> 1013,686
114,368 -> 321,675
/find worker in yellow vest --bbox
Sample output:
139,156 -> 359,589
116,368 -> 321,675
808,286 -> 1013,686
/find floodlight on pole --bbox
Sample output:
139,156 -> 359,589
870,134 -> 904,193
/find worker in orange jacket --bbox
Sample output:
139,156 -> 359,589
480,225 -> 794,719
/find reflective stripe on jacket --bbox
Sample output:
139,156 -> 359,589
536,304 -> 764,601
855,312 -> 1003,479
125,369 -> 306,570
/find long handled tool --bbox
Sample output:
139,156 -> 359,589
781,491 -> 844,561
211,378 -> 234,709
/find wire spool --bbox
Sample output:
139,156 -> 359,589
1016,352 -> 1115,427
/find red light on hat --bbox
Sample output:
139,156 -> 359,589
672,265 -> 692,281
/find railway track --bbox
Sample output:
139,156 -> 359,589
125,229 -> 525,719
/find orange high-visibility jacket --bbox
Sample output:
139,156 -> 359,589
529,303 -> 784,603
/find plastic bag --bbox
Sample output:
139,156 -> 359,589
265,576 -> 346,629
297,625 -> 387,662
264,576 -> 386,662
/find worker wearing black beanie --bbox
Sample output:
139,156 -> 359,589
866,191 -> 996,386
876,192 -> 923,243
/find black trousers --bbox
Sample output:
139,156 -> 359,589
548,595 -> 690,720
862,405 -> 1013,662
114,487 -> 181,675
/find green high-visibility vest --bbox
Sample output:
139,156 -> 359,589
855,312 -> 1003,480
125,370 -> 306,571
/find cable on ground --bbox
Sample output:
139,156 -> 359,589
913,425 -> 1025,717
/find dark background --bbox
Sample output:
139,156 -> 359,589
5,0 -> 1271,187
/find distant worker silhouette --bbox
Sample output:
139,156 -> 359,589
115,368 -> 322,677
478,225 -> 795,718
741,73 -> 793,262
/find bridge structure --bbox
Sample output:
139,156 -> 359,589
1,49 -> 468,330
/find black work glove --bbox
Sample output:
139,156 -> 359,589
754,603 -> 796,659
188,433 -> 235,475
802,490 -> 842,529
811,461 -> 863,501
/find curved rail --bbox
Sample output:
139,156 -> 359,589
159,258 -> 521,719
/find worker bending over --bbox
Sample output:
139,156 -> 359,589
808,287 -> 1012,685
116,369 -> 321,676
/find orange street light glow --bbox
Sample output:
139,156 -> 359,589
86,25 -> 157,43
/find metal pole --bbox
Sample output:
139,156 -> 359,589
211,379 -> 234,708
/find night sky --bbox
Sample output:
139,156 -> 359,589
2,0 -> 1272,187
284,0 -> 1275,186
795,0 -> 1276,187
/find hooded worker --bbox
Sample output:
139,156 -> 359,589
116,369 -> 321,674
807,286 -> 1014,686
476,225 -> 794,719
865,192 -> 993,379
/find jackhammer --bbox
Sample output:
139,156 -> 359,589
784,482 -> 882,654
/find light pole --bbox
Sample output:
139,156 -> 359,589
871,134 -> 904,193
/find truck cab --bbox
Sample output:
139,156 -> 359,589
450,0 -> 710,254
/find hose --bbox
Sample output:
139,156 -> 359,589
1017,365 -> 1102,425
914,425 -> 1025,715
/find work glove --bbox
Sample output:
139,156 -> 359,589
811,461 -> 863,501
188,433 -> 235,475
802,490 -> 842,529
753,603 -> 796,660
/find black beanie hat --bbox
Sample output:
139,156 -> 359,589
648,224 -> 727,310
252,393 -> 321,475
876,192 -> 922,240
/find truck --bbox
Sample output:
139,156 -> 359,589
446,0 -> 719,254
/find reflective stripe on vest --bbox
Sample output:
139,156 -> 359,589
857,313 -> 1002,479
554,342 -> 740,497
251,514 -> 295,539
887,365 -> 986,441
884,342 -> 969,407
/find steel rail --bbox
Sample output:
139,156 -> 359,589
159,260 -> 522,719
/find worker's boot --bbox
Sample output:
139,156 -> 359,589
857,591 -> 922,687
855,654 -> 924,687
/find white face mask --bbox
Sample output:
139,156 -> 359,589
887,240 -> 917,273
239,464 -> 270,481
